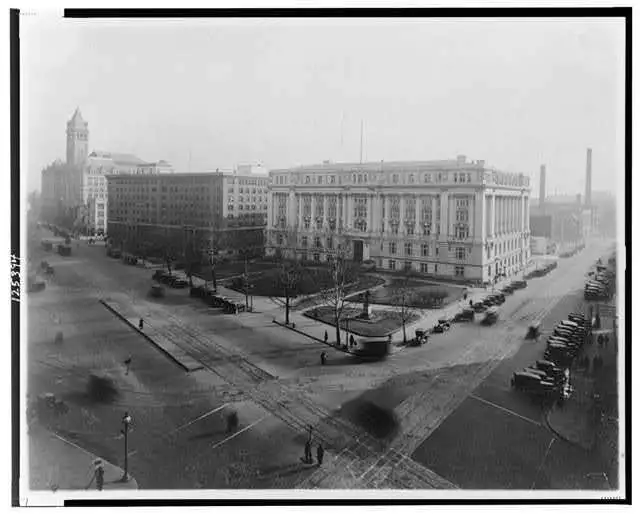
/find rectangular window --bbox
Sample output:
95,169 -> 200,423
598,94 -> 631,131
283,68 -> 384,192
404,261 -> 412,272
314,236 -> 322,248
421,243 -> 429,257
301,236 -> 308,247
455,265 -> 465,277
407,225 -> 414,235
404,242 -> 412,256
389,242 -> 397,255
456,247 -> 466,260
313,253 -> 320,262
420,263 -> 428,273
388,259 -> 396,270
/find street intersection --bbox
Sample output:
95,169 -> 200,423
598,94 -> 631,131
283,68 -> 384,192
27,228 -> 616,490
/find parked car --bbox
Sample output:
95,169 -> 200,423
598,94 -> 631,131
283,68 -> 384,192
454,308 -> 475,322
535,360 -> 566,381
491,293 -> 506,304
512,280 -> 528,289
472,302 -> 488,313
501,285 -> 515,294
171,278 -> 189,289
511,371 -> 556,396
149,284 -> 165,298
568,312 -> 586,324
481,308 -> 499,326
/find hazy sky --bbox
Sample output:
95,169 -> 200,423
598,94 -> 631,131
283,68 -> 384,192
22,15 -> 625,197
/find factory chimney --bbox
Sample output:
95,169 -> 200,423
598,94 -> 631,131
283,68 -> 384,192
539,164 -> 546,210
585,148 -> 592,207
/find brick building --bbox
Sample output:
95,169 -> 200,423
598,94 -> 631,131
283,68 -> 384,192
106,171 -> 265,264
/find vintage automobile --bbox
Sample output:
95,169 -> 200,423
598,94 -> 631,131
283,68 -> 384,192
511,371 -> 556,396
481,308 -> 499,326
149,284 -> 165,298
408,328 -> 429,347
472,302 -> 488,313
526,322 -> 541,339
512,280 -> 528,289
454,308 -> 476,322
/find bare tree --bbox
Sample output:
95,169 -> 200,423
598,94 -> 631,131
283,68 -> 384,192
317,232 -> 356,347
390,272 -> 418,344
269,227 -> 303,324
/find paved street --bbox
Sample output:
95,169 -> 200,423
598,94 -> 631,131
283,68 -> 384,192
27,227 -> 616,489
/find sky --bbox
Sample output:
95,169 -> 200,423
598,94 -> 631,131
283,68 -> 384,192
22,15 -> 625,198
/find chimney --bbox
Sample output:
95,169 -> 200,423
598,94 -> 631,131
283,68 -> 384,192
539,164 -> 546,209
585,148 -> 592,207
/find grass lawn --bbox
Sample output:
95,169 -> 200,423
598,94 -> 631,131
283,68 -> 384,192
303,305 -> 420,337
347,277 -> 465,309
225,266 -> 385,299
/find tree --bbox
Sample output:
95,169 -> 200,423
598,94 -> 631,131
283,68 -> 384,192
390,272 -> 418,344
269,227 -> 303,324
317,232 -> 356,347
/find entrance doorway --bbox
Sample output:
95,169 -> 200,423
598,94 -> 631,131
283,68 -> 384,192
353,240 -> 364,263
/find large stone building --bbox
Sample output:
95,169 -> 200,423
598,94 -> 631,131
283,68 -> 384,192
40,108 -> 173,234
267,156 -> 532,284
106,170 -> 266,264
84,150 -> 174,235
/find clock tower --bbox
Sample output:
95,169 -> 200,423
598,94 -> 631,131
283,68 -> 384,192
66,107 -> 89,167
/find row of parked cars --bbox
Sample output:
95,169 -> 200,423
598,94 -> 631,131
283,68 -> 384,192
584,262 -> 615,300
524,261 -> 558,280
512,312 -> 587,399
559,243 -> 585,259
152,269 -> 189,288
189,284 -> 247,313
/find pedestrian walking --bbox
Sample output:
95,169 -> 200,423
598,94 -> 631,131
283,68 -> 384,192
316,444 -> 324,466
124,355 -> 132,375
469,299 -> 473,308
324,330 -> 328,344
350,334 -> 355,348
598,334 -> 604,347
138,318 -> 144,330
463,292 -> 468,301
320,351 -> 327,366
86,459 -> 105,491
304,440 -> 313,464
604,334 -> 610,347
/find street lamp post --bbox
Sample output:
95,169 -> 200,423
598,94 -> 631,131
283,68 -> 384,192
121,412 -> 132,482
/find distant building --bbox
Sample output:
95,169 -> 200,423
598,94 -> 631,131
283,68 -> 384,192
220,167 -> 270,227
106,171 -> 265,263
84,150 -> 174,235
40,108 -> 173,234
267,156 -> 532,284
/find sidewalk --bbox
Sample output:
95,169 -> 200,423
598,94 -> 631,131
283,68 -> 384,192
28,425 -> 138,491
546,337 -> 606,451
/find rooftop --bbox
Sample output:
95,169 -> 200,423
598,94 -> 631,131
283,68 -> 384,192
88,151 -> 149,165
272,156 -> 490,173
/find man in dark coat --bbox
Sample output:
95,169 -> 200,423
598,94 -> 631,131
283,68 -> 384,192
320,352 -> 327,366
138,318 -> 144,330
304,440 -> 313,464
316,444 -> 324,466
324,330 -> 328,344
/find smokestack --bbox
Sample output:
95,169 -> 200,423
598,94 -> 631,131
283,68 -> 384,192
585,148 -> 592,207
539,164 -> 546,209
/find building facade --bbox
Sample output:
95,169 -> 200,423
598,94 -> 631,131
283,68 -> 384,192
221,168 -> 269,227
267,156 -> 531,284
106,172 -> 264,263
84,151 -> 174,235
40,108 -> 174,234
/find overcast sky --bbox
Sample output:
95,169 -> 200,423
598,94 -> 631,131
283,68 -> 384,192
22,15 -> 625,198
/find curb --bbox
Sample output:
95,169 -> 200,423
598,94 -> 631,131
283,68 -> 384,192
543,403 -> 595,452
99,299 -> 190,372
272,319 -> 352,354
